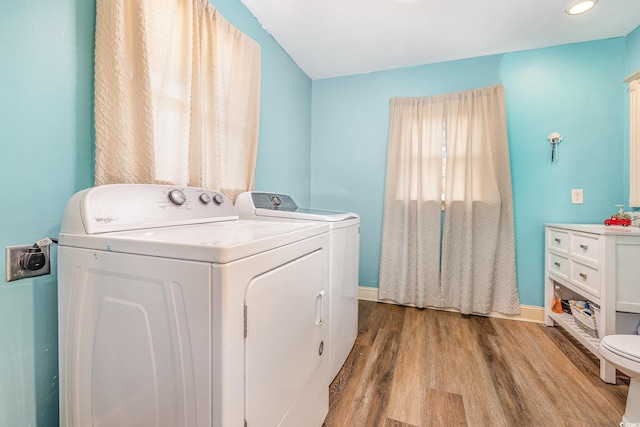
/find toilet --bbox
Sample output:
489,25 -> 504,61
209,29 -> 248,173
599,335 -> 640,423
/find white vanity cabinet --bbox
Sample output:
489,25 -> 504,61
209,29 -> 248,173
544,224 -> 640,383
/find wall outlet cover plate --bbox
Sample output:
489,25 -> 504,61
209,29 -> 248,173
5,244 -> 51,282
571,189 -> 584,204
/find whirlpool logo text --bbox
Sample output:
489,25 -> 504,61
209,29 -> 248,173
95,217 -> 118,224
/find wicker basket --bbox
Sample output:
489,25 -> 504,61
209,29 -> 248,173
569,300 -> 598,338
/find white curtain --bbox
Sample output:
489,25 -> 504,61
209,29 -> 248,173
379,85 -> 520,315
94,0 -> 261,201
378,97 -> 444,308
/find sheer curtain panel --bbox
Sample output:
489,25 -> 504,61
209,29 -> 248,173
379,85 -> 520,315
378,98 -> 444,308
440,86 -> 519,315
94,0 -> 260,201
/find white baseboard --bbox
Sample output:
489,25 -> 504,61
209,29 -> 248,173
358,286 -> 382,302
358,286 -> 544,324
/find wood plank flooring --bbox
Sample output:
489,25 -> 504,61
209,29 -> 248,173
324,300 -> 629,427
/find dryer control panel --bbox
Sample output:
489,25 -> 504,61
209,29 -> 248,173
61,184 -> 239,234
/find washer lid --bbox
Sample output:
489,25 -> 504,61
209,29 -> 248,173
600,335 -> 640,363
254,208 -> 358,222
59,220 -> 329,263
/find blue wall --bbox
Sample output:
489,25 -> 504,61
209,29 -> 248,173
311,38 -> 629,307
628,26 -> 640,75
0,1 -> 95,425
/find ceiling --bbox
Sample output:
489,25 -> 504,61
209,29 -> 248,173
239,0 -> 640,80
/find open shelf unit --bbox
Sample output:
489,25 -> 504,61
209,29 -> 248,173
544,224 -> 640,384
546,309 -> 600,355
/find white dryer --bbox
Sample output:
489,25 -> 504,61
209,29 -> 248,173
58,184 -> 330,427
235,192 -> 359,382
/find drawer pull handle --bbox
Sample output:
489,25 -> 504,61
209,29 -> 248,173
579,273 -> 588,280
554,238 -> 561,243
579,244 -> 588,250
554,262 -> 561,267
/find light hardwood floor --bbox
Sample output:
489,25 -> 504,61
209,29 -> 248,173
324,300 -> 629,427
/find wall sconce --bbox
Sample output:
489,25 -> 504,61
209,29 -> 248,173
547,132 -> 563,163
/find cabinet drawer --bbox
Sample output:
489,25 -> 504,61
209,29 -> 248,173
548,253 -> 569,279
571,233 -> 600,264
570,260 -> 600,297
548,229 -> 569,253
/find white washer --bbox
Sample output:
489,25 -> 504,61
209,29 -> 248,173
58,184 -> 330,427
235,192 -> 359,382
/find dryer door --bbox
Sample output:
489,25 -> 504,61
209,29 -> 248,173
244,249 -> 328,427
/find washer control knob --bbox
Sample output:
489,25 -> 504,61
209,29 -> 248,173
168,189 -> 187,206
199,193 -> 211,204
271,195 -> 282,206
212,193 -> 224,205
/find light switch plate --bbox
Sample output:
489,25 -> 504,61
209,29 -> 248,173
5,244 -> 51,282
571,189 -> 584,204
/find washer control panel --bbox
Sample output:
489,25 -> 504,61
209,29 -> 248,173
61,184 -> 239,234
251,192 -> 298,211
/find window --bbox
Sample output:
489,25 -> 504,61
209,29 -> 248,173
94,0 -> 260,200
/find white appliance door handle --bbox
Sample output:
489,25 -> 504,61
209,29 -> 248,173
315,290 -> 325,325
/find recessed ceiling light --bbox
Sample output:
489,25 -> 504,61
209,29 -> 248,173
565,0 -> 598,15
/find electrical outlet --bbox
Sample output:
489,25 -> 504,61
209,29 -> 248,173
5,244 -> 51,282
571,189 -> 584,204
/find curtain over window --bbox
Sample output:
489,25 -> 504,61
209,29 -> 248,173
94,0 -> 260,201
378,85 -> 520,315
